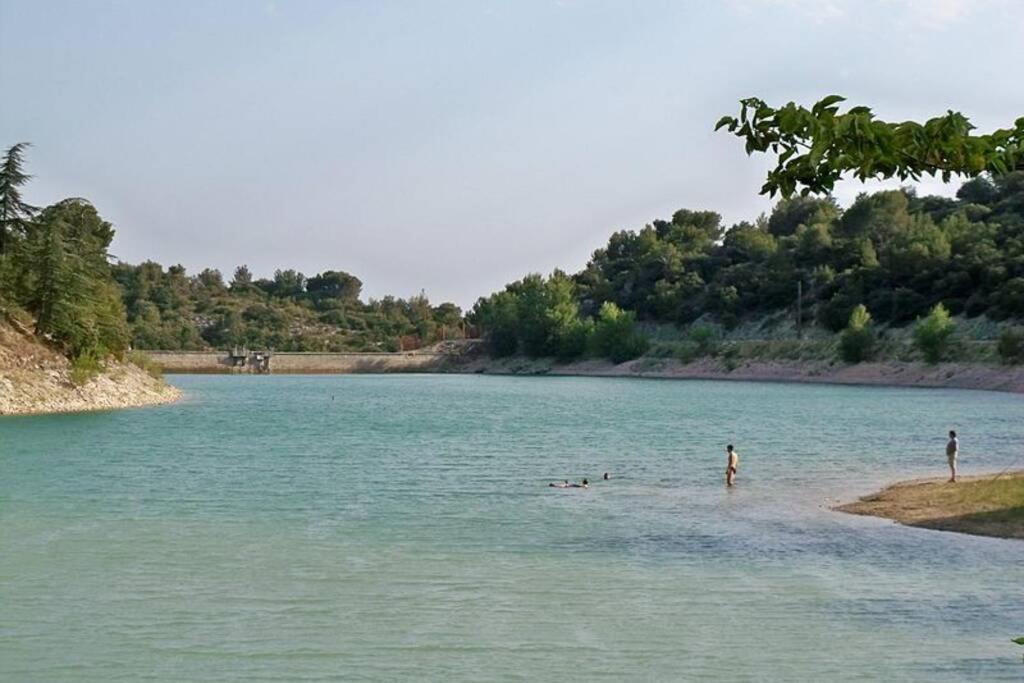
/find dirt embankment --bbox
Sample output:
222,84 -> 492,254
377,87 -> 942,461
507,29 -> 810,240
837,472 -> 1024,539
0,323 -> 180,416
455,353 -> 1024,393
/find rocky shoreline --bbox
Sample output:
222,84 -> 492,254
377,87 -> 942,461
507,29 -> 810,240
453,355 -> 1024,393
0,362 -> 181,416
0,322 -> 181,416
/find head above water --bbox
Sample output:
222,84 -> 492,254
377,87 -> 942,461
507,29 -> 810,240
726,444 -> 734,452
582,478 -> 589,486
949,430 -> 957,438
603,472 -> 610,480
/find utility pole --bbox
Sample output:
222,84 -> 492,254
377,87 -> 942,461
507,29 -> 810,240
796,279 -> 803,340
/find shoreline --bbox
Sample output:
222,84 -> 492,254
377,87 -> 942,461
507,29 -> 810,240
836,471 -> 1024,540
0,322 -> 182,417
452,356 -> 1024,394
0,363 -> 182,417
148,354 -> 1024,394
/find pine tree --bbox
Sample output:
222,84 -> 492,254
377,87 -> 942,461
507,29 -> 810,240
0,142 -> 38,254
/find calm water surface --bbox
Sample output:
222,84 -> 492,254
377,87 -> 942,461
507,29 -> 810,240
1,375 -> 1022,681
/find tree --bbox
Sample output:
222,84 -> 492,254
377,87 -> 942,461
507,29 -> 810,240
767,196 -> 838,237
230,265 -> 253,291
0,142 -> 38,254
913,303 -> 955,363
20,200 -> 129,358
23,216 -> 77,339
306,270 -> 362,303
471,290 -> 519,357
590,302 -> 648,363
839,304 -> 875,363
716,96 -> 1024,197
512,274 -> 552,357
270,268 -> 306,298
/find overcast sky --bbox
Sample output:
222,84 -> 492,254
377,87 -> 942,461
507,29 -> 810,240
2,0 -> 1023,307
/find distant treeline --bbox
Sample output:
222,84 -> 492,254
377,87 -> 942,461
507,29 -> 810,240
113,263 -> 465,352
4,137 -> 1024,364
0,142 -> 465,356
470,172 -> 1024,360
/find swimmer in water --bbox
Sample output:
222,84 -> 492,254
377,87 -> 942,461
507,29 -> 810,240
570,478 -> 589,488
549,480 -> 570,488
602,472 -> 610,481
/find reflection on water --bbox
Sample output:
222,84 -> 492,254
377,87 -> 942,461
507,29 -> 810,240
1,375 -> 1022,680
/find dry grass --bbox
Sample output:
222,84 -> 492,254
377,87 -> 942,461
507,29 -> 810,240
837,472 -> 1024,539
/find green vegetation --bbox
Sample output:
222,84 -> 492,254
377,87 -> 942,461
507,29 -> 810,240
0,143 -> 130,364
913,304 -> 955,364
997,327 -> 1024,364
113,261 -> 466,352
7,118 -> 1024,368
473,171 -> 1024,362
590,302 -> 648,363
470,271 -> 594,360
839,304 -> 875,363
840,473 -> 1024,540
717,95 -> 1023,198
689,325 -> 719,357
0,143 -> 466,361
127,350 -> 164,380
69,352 -> 103,386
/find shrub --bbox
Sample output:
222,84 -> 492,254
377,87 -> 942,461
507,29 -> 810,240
590,302 -> 649,363
688,324 -> 719,356
913,303 -> 955,363
69,352 -> 102,386
127,350 -> 164,380
719,344 -> 740,371
552,319 -> 592,361
674,341 -> 700,364
838,304 -> 875,363
997,327 -> 1024,365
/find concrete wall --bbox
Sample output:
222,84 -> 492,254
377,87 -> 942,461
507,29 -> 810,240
145,350 -> 448,374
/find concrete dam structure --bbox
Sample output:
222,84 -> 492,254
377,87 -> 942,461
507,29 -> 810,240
146,350 -> 449,374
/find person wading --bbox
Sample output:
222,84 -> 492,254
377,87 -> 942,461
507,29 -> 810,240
726,445 -> 739,487
946,430 -> 959,483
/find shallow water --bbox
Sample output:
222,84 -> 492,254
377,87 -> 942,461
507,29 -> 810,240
1,374 -> 1022,681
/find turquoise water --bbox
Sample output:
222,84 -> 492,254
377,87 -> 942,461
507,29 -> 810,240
1,375 -> 1022,681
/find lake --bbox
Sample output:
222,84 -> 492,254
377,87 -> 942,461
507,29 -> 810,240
1,374 -> 1022,680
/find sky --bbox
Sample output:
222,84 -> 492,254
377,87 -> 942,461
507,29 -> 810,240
2,0 -> 1023,308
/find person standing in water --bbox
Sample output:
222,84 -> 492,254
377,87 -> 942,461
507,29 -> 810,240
946,430 -> 959,483
726,445 -> 739,487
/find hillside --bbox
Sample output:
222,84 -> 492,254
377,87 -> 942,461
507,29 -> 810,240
469,174 -> 1024,364
0,320 -> 179,416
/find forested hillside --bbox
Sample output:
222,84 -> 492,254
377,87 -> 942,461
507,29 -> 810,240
0,143 -> 466,358
113,262 -> 466,352
5,138 -> 1024,365
0,144 -> 130,369
471,172 -> 1024,360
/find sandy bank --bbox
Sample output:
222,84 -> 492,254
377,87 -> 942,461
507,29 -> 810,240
456,355 -> 1024,393
836,472 -> 1024,540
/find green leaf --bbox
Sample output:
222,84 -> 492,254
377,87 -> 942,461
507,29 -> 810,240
1012,637 -> 1024,646
813,94 -> 846,114
714,115 -> 735,132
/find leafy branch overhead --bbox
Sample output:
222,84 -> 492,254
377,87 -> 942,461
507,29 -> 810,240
716,96 -> 1024,198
